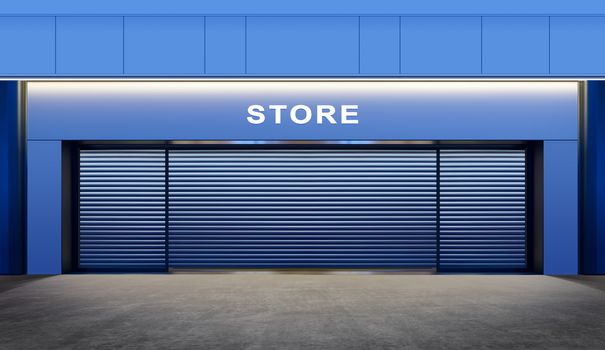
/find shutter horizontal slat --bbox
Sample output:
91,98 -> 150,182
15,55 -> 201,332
79,150 -> 166,270
77,147 -> 527,272
439,150 -> 526,270
168,150 -> 438,268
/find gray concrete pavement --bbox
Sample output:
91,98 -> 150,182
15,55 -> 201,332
1,274 -> 605,350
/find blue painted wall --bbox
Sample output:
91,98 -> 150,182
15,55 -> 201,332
125,17 -> 205,74
27,141 -> 62,275
0,82 -> 23,275
23,81 -> 580,275
1,14 -> 605,76
1,1 -> 605,15
550,17 -> 605,75
584,82 -> 605,274
0,0 -> 599,274
206,17 -> 246,74
56,17 -> 123,74
402,17 -> 481,75
482,17 -> 549,75
544,141 -> 579,275
0,17 -> 54,74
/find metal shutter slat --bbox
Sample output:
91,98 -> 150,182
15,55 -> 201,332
438,150 -> 527,270
77,147 -> 528,272
78,150 -> 167,270
168,150 -> 438,269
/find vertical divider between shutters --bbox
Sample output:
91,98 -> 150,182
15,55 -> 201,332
164,149 -> 170,272
436,149 -> 441,272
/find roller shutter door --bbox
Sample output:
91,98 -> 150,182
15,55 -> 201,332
438,150 -> 527,270
77,147 -> 527,271
168,149 -> 438,268
78,150 -> 167,270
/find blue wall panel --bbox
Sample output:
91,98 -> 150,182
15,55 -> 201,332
359,16 -> 400,74
401,17 -> 481,75
3,1 -> 605,16
544,140 -> 579,275
206,17 -> 246,74
482,17 -> 549,75
246,17 -> 359,74
551,17 -> 605,75
0,82 -> 22,274
0,17 -> 55,74
584,81 -> 605,274
124,16 -> 204,74
0,14 -> 604,76
22,81 -> 582,275
27,141 -> 62,275
0,84 -> 8,274
56,16 -> 123,74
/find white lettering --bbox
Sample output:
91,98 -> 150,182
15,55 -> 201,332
341,105 -> 359,124
268,105 -> 287,125
316,105 -> 337,124
246,104 -> 359,125
290,105 -> 313,124
246,105 -> 265,124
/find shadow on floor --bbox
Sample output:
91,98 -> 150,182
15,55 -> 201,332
554,276 -> 605,293
0,276 -> 54,294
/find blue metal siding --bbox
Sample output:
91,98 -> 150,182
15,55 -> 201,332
584,81 -> 605,274
24,81 -> 580,274
550,17 -> 605,75
27,141 -> 62,274
359,17 -> 400,74
124,17 -> 205,75
0,17 -> 54,74
0,85 -> 8,273
0,82 -> 22,274
246,17 -> 359,74
0,2 -> 594,276
56,16 -> 123,74
206,17 -> 246,74
543,140 -> 579,275
401,17 -> 481,75
0,14 -> 603,76
482,17 -> 549,75
2,1 -> 605,16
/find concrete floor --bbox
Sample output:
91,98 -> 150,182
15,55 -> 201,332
1,274 -> 605,350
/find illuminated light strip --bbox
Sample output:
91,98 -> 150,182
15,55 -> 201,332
27,80 -> 578,97
0,77 -> 592,81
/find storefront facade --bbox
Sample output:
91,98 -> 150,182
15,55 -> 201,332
1,1 -> 604,275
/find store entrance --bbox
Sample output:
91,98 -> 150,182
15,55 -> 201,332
75,144 -> 529,272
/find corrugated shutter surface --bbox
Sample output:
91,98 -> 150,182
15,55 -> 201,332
168,150 -> 438,268
439,150 -> 526,269
78,147 -> 528,271
79,150 -> 166,269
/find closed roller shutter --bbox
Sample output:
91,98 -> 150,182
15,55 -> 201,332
78,150 -> 166,270
438,150 -> 527,270
77,147 -> 529,272
168,149 -> 438,268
